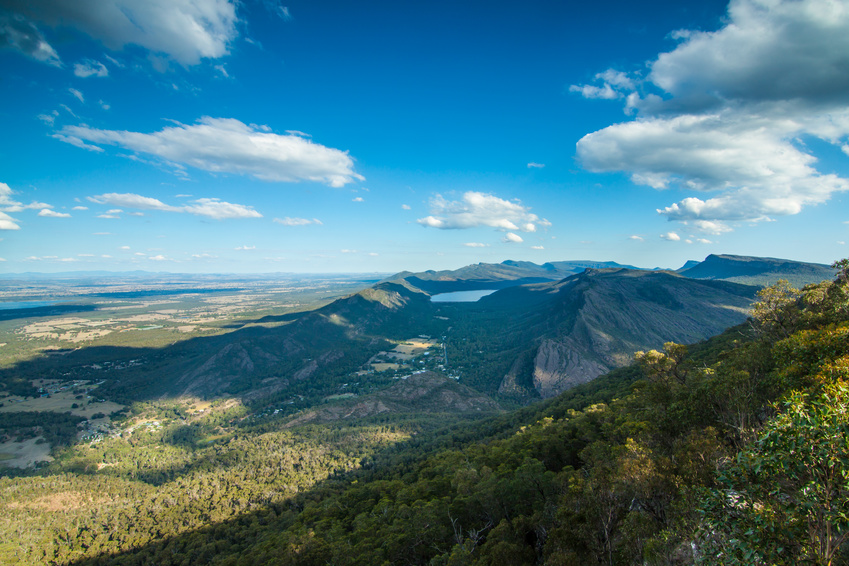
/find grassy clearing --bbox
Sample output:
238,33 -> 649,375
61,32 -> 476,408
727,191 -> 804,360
0,437 -> 53,469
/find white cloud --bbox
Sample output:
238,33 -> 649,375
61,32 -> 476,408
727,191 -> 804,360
37,111 -> 58,125
0,211 -> 21,230
52,134 -> 104,152
235,245 -> 255,250
57,117 -> 364,187
629,235 -> 644,241
503,232 -> 523,243
463,242 -> 487,247
90,192 -> 261,220
98,214 -> 120,219
7,0 -> 239,66
575,0 -> 849,231
0,11 -> 61,66
74,59 -> 107,78
0,182 -> 62,228
37,208 -> 70,217
570,83 -> 619,100
68,88 -> 84,103
89,193 -> 177,211
214,64 -> 228,78
273,217 -> 322,226
148,255 -> 168,261
0,182 -> 54,212
183,198 -> 261,219
530,245 -> 545,250
660,232 -> 681,241
696,238 -> 713,244
570,69 -> 636,100
527,162 -> 545,169
417,191 -> 550,233
262,1 -> 293,21
401,204 -> 411,210
72,205 -> 88,210
352,197 -> 364,202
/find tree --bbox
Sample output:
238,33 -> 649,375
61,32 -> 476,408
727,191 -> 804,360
699,383 -> 849,565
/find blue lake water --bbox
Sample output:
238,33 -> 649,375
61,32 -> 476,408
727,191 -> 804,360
429,290 -> 497,303
0,300 -> 59,310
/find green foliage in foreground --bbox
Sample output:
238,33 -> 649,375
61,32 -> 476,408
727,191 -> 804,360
2,263 -> 849,565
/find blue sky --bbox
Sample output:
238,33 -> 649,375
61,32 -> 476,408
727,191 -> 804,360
1,0 -> 848,274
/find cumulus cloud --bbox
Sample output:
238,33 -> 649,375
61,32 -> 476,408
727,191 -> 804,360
503,232 -> 524,243
184,198 -> 261,219
57,117 -> 363,187
463,242 -> 487,247
570,69 -> 635,100
74,59 -> 108,77
273,217 -> 322,226
352,196 -> 364,202
574,0 -> 849,232
660,232 -> 681,241
0,11 -> 61,66
0,211 -> 21,230
417,191 -> 550,233
5,0 -> 239,66
89,192 -> 261,220
401,204 -> 411,210
0,182 -> 60,228
38,208 -> 70,217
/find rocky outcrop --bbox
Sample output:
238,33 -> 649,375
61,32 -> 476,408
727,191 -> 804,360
532,338 -> 610,398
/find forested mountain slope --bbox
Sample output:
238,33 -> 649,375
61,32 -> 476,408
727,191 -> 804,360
4,262 -> 841,565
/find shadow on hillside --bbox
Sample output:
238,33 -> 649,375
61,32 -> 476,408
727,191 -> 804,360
219,310 -> 313,329
1,323 -> 290,402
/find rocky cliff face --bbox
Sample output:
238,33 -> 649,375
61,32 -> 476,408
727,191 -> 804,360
531,338 -> 610,398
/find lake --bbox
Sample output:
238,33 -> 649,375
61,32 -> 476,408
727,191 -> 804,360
429,290 -> 497,303
0,300 -> 60,310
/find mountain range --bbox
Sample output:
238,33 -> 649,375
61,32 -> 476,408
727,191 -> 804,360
6,254 -> 834,417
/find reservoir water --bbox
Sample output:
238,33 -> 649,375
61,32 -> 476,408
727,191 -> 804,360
0,300 -> 60,310
429,290 -> 497,303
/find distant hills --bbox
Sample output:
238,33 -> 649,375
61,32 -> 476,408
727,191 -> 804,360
678,254 -> 834,287
129,264 -> 760,403
7,254 -> 837,414
388,259 -> 641,294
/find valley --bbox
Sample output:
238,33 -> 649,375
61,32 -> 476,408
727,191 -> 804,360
0,254 -> 842,565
